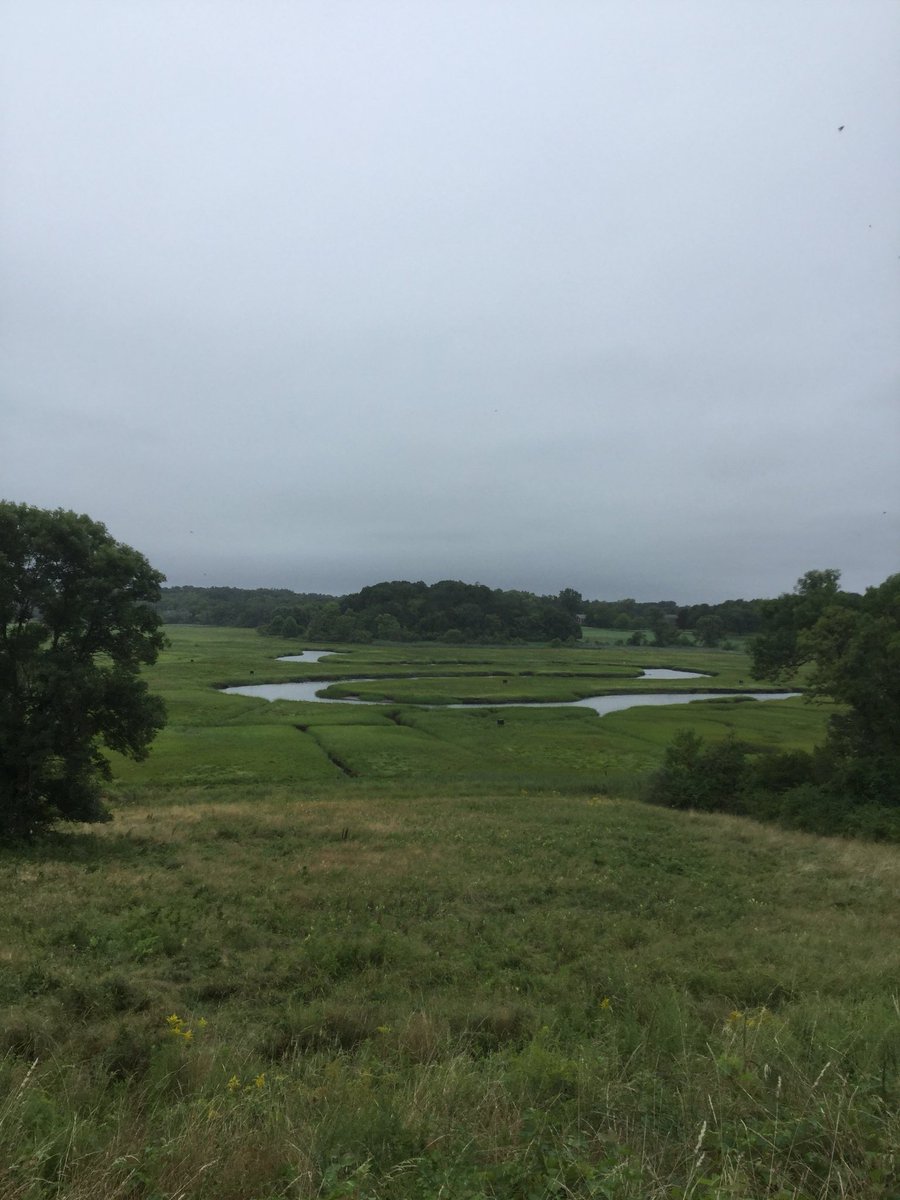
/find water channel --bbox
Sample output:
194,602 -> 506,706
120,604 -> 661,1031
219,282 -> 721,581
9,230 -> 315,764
222,653 -> 799,717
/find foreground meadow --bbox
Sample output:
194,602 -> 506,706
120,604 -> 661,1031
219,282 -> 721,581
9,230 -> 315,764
1,630 -> 896,1198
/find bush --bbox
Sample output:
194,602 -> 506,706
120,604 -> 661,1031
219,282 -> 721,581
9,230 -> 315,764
648,731 -> 747,813
747,749 -> 816,794
650,733 -> 900,842
776,783 -> 848,836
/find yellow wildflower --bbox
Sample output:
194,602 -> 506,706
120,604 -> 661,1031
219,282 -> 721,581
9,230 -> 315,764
599,997 -> 612,1011
254,1073 -> 266,1089
226,1075 -> 240,1093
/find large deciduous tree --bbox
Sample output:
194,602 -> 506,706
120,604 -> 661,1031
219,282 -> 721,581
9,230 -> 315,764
0,502 -> 167,838
751,569 -> 900,805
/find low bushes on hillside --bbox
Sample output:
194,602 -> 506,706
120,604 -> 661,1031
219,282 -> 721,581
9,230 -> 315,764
648,731 -> 900,841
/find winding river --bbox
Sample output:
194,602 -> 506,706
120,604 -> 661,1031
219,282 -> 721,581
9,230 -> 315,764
222,653 -> 799,717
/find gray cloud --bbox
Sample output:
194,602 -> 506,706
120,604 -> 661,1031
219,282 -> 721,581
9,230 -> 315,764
2,0 -> 898,604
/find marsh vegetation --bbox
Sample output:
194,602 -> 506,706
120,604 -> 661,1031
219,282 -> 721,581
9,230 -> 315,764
1,627 -> 897,1197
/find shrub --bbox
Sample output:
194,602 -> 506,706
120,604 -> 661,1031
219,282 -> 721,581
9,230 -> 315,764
651,734 -> 900,842
747,749 -> 816,794
648,731 -> 747,813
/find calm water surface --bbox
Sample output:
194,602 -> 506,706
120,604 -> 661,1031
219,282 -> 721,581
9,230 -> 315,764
222,656 -> 796,716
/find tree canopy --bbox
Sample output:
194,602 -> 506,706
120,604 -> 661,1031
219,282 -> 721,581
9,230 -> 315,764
0,503 -> 167,837
158,583 -> 766,644
648,569 -> 899,840
256,579 -> 584,643
752,568 -> 900,807
158,585 -> 332,628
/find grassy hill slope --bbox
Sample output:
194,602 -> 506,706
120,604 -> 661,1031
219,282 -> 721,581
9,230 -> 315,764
0,630 -> 894,1198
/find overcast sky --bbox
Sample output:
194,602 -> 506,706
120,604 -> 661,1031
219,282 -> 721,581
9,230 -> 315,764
2,1 -> 898,604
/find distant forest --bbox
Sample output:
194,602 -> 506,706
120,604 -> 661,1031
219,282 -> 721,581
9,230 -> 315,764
157,583 -> 764,646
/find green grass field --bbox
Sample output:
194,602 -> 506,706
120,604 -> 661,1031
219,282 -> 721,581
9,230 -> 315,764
109,628 -> 823,796
576,625 -> 640,644
1,628 -> 896,1199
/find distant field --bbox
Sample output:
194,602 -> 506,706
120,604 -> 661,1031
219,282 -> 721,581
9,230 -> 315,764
108,627 -> 826,796
3,629 -> 894,1199
578,624 -> 642,644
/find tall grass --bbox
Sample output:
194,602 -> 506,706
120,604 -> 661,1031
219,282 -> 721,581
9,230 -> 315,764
1,788 -> 897,1198
1,630 -> 890,1196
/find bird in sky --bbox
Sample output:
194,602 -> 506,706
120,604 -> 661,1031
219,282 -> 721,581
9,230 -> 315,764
838,124 -> 845,131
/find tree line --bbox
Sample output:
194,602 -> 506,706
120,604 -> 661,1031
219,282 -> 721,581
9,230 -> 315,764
265,579 -> 583,644
156,584 -> 766,646
158,585 -> 333,629
581,596 -> 763,645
